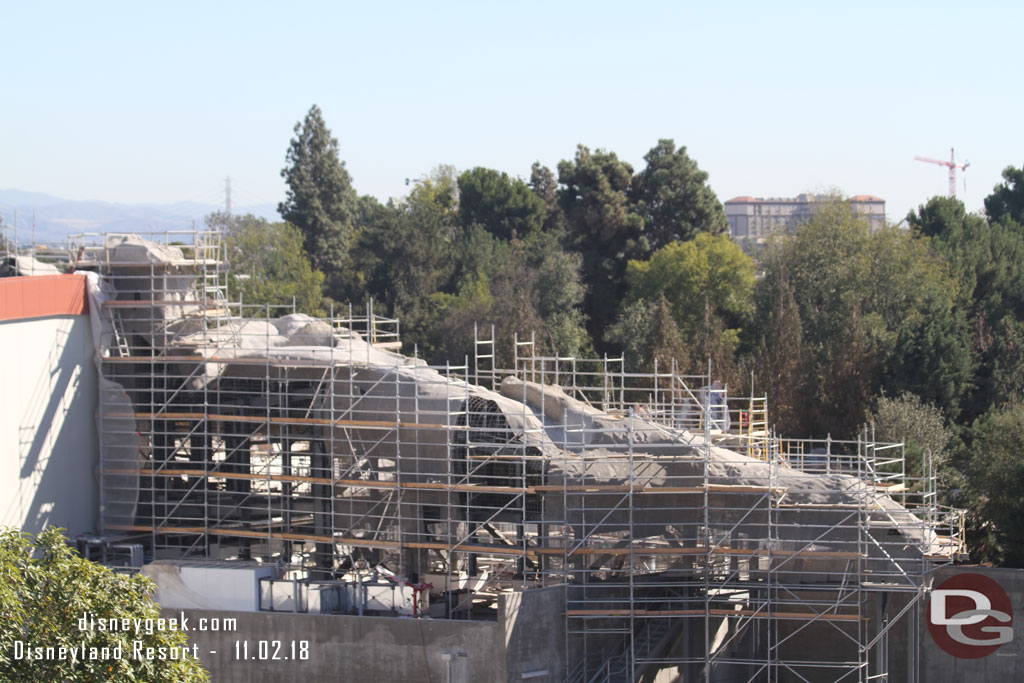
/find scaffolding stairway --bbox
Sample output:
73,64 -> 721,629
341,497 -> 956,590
568,612 -> 679,683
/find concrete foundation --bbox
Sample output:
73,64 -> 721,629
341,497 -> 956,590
167,584 -> 573,683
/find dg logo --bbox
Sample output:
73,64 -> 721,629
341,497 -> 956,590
928,573 -> 1014,659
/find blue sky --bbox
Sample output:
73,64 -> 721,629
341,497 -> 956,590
2,1 -> 1021,221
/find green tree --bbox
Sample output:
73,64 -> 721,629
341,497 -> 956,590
868,227 -> 974,417
752,263 -> 807,435
908,196 -> 1024,419
207,212 -> 325,316
279,105 -> 358,279
530,233 -> 589,355
529,162 -> 566,234
984,165 -> 1024,226
434,230 -> 589,366
457,167 -> 546,241
624,232 -> 755,339
965,402 -> 1024,567
0,527 -> 208,682
631,138 -> 728,248
330,193 -> 394,304
606,295 -> 687,376
754,198 -> 971,436
868,392 -> 957,485
618,232 -> 755,384
558,145 -> 644,343
991,316 -> 1024,404
353,167 -> 460,354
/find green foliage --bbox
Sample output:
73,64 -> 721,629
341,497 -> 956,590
279,105 -> 358,278
558,145 -> 643,245
868,228 -> 974,417
531,235 -> 590,356
329,193 -> 393,303
625,233 -> 755,338
343,167 -> 461,353
529,162 -> 566,234
433,229 -> 589,366
908,197 -> 1024,325
208,212 -> 325,316
868,392 -> 957,486
617,232 -> 755,383
457,167 -> 546,240
984,165 -> 1024,226
606,295 -> 687,375
991,316 -> 1024,405
558,145 -> 645,343
908,196 -> 1024,419
752,265 -> 807,434
631,139 -> 728,248
384,167 -> 461,349
965,402 -> 1024,567
752,198 -> 971,436
0,527 -> 208,682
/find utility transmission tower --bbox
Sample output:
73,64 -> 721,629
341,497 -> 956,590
914,147 -> 969,198
224,176 -> 232,215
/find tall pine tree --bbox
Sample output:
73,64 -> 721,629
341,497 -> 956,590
279,105 -> 357,289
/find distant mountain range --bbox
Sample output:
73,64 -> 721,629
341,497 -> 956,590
0,189 -> 279,245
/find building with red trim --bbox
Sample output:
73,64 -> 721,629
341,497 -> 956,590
0,273 -> 99,537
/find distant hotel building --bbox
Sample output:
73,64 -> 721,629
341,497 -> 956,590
724,194 -> 886,244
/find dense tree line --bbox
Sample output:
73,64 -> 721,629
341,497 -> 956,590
213,104 -> 1024,567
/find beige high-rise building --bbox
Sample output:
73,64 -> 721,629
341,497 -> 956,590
725,193 -> 886,245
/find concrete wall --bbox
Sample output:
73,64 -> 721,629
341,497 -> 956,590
166,585 -> 572,682
501,585 -> 569,681
0,313 -> 98,536
170,609 -> 505,683
917,566 -> 1024,682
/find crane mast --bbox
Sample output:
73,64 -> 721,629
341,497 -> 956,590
915,147 -> 969,198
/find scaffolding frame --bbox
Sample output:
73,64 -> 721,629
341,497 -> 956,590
60,230 -> 966,682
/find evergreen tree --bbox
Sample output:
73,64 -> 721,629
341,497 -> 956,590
908,196 -> 1024,419
752,265 -> 808,436
966,401 -> 1024,567
529,162 -> 566,234
558,145 -> 644,344
457,167 -> 546,241
631,139 -> 728,249
279,104 -> 358,288
984,165 -> 1024,226
606,295 -> 687,375
753,198 -> 971,436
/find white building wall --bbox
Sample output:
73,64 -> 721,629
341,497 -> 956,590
0,314 -> 99,536
143,561 -> 279,612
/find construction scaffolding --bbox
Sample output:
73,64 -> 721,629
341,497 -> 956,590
65,230 -> 964,682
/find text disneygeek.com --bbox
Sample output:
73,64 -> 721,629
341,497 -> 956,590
8,611 -> 311,664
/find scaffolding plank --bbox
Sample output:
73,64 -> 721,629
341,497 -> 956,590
109,467 -> 534,495
532,484 -> 784,494
104,525 -> 540,557
104,299 -> 221,307
102,411 -> 465,431
566,608 -> 862,622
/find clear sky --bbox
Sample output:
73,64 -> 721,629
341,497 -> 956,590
2,1 -> 1021,222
